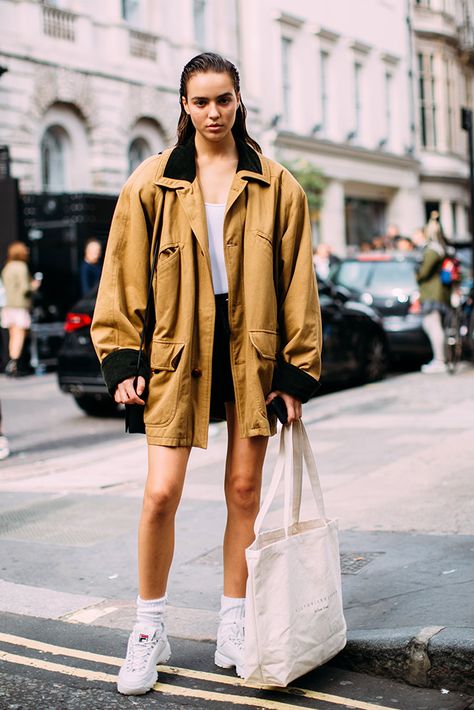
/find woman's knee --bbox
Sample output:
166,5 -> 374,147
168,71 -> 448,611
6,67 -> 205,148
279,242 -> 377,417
142,483 -> 182,519
225,475 -> 260,514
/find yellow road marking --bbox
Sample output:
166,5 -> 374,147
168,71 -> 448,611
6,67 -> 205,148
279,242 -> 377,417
0,632 -> 396,710
0,650 -> 322,709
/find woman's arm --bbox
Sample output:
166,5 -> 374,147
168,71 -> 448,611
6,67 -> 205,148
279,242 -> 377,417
91,160 -> 163,397
269,175 -> 322,413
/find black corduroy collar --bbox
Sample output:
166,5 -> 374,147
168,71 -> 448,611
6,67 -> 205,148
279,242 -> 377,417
163,135 -> 267,184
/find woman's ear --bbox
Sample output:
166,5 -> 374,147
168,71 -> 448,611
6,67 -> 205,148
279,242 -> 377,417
182,96 -> 190,115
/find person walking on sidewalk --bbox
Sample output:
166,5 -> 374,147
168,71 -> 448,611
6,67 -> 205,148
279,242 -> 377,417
416,211 -> 451,374
91,52 -> 322,696
1,242 -> 41,377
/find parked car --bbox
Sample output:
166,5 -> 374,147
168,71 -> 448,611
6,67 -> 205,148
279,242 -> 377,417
329,252 -> 432,363
57,280 -> 388,417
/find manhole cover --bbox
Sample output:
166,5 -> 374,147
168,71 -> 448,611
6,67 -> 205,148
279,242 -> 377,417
340,551 -> 385,574
0,496 -> 139,547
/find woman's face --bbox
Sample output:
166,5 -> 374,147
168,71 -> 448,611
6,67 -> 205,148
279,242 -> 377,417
182,71 -> 239,143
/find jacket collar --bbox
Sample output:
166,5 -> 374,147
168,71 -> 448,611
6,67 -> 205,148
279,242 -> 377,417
154,135 -> 271,189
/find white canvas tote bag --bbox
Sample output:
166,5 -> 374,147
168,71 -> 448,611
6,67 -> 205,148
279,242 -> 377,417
244,420 -> 346,686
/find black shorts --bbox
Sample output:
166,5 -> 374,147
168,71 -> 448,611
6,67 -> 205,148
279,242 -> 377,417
210,293 -> 235,422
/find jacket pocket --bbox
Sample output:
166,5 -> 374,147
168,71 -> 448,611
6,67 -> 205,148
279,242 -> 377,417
248,330 -> 278,360
146,340 -> 185,427
151,339 -> 185,371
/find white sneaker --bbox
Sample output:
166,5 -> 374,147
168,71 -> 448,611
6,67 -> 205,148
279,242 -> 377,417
0,436 -> 10,460
117,624 -> 171,695
421,360 -> 446,374
214,621 -> 245,678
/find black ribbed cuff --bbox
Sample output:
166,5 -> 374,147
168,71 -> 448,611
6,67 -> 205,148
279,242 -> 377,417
101,349 -> 150,396
272,356 -> 320,403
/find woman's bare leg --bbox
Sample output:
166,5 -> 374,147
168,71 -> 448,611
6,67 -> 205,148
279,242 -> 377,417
223,402 -> 268,597
138,444 -> 192,599
8,326 -> 26,360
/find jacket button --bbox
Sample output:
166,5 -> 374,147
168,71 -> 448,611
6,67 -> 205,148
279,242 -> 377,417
191,367 -> 202,378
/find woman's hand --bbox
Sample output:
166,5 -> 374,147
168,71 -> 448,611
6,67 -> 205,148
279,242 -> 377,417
265,390 -> 302,425
114,376 -> 146,405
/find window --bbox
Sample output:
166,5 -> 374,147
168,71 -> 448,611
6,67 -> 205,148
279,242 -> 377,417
320,51 -> 329,133
418,53 -> 437,148
193,0 -> 206,46
385,71 -> 393,147
121,0 -> 140,24
41,125 -> 69,192
451,202 -> 457,236
281,36 -> 293,126
354,62 -> 362,139
444,57 -> 454,150
128,137 -> 151,174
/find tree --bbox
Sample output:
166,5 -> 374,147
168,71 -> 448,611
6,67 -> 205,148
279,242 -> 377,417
282,160 -> 326,222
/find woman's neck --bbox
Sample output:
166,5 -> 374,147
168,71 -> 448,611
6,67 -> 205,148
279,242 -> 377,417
194,131 -> 238,163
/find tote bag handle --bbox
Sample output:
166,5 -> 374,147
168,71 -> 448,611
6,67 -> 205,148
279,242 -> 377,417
254,420 -> 326,538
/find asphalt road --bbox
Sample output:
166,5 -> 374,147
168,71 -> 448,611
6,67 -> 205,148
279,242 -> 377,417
1,614 -> 472,710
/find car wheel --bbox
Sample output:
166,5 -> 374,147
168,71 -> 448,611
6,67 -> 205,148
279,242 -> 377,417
73,394 -> 122,418
363,334 -> 388,383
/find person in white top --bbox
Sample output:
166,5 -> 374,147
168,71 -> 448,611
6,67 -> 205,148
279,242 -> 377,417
94,52 -> 321,696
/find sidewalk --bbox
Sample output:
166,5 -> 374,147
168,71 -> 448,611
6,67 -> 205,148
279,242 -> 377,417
0,367 -> 473,694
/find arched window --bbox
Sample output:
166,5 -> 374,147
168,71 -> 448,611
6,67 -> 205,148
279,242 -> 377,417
40,125 -> 70,192
128,137 -> 151,174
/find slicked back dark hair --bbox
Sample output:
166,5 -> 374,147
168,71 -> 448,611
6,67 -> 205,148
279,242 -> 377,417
177,52 -> 261,153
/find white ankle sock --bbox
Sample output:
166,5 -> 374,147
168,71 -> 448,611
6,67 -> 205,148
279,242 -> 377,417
219,595 -> 245,624
136,594 -> 166,629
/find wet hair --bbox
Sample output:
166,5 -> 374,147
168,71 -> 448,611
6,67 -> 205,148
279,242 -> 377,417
177,52 -> 261,153
6,241 -> 29,263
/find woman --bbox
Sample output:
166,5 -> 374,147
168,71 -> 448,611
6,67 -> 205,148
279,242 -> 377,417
1,242 -> 40,376
91,52 -> 322,696
416,211 -> 450,374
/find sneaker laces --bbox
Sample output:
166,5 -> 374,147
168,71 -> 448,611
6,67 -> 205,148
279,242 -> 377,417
227,622 -> 244,650
125,628 -> 160,673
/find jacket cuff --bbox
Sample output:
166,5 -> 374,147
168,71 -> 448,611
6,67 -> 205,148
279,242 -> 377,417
272,356 -> 320,403
101,349 -> 150,396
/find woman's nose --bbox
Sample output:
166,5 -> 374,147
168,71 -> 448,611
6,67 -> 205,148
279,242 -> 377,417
208,103 -> 220,119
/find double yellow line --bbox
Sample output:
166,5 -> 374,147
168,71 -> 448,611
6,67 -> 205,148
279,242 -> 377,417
0,632 -> 396,710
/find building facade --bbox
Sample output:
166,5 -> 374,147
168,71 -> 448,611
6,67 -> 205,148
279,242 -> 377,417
0,0 -> 474,253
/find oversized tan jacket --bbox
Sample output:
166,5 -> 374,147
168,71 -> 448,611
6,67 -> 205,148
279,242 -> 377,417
91,138 -> 322,449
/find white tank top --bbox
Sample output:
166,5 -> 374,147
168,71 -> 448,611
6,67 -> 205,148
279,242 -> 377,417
205,203 -> 228,294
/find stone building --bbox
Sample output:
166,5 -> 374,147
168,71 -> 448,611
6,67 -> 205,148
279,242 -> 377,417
0,0 -> 473,252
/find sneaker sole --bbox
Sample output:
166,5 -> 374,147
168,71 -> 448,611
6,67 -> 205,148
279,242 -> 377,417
117,641 -> 171,695
214,650 -> 244,679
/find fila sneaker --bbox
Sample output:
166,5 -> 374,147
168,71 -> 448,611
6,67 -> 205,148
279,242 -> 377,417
117,623 -> 171,695
214,620 -> 245,678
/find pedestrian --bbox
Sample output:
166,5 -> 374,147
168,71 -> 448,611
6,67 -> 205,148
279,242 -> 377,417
0,400 -> 9,460
394,236 -> 414,252
1,242 -> 41,376
416,211 -> 450,373
313,243 -> 339,281
79,238 -> 102,297
91,52 -> 322,696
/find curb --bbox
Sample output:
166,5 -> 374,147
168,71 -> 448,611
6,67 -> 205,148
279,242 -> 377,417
334,626 -> 474,695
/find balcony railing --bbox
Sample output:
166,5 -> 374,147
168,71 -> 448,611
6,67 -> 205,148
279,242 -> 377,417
129,29 -> 157,60
42,4 -> 76,41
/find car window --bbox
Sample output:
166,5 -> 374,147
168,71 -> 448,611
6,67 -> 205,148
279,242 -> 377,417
333,260 -> 417,296
333,262 -> 372,291
368,262 -> 417,296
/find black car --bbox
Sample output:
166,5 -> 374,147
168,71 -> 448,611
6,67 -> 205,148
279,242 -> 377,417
330,252 -> 432,363
57,282 -> 388,416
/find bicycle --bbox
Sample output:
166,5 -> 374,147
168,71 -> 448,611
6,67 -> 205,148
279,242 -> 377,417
444,304 -> 463,374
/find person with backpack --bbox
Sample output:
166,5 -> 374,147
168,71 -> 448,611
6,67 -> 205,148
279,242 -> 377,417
416,211 -> 452,373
